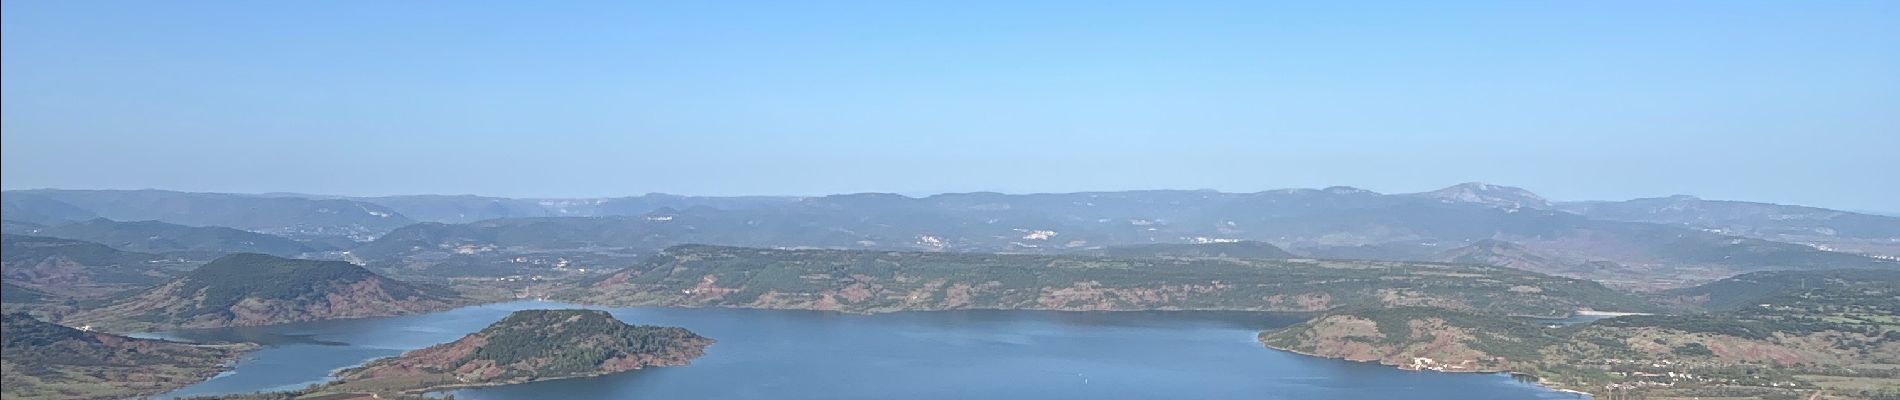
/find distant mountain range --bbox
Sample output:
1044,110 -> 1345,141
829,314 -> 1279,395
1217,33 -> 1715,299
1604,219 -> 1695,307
4,219 -> 320,258
1,190 -> 797,237
5,184 -> 1896,288
2,190 -> 411,241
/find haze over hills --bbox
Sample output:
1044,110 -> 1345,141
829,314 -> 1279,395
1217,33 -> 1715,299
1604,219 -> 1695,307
0,192 -> 100,225
346,185 -> 1896,288
4,219 -> 320,258
362,193 -> 799,224
1560,195 -> 1900,257
4,183 -> 1896,290
1,189 -> 413,240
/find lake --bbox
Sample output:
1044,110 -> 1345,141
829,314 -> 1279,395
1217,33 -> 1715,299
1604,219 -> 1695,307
149,301 -> 1585,400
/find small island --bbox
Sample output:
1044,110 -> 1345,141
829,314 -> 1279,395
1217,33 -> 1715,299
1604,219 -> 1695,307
314,309 -> 713,397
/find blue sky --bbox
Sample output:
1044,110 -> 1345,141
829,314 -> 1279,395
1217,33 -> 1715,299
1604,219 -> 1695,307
3,1 -> 1896,211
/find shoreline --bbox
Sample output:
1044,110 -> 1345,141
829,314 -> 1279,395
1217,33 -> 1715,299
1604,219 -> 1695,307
1256,340 -> 1594,399
366,358 -> 704,397
149,302 -> 1597,398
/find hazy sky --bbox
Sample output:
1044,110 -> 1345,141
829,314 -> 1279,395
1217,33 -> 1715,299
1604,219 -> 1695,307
3,1 -> 1896,211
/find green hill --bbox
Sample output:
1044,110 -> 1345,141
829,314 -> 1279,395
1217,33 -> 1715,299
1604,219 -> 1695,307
2,234 -> 185,298
64,254 -> 465,331
1664,269 -> 1900,314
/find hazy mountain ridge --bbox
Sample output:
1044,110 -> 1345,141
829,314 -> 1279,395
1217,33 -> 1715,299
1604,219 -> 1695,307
0,192 -> 99,225
1559,195 -> 1900,258
352,186 -> 1896,287
2,189 -> 414,240
7,219 -> 318,258
11,185 -> 1896,288
360,193 -> 799,224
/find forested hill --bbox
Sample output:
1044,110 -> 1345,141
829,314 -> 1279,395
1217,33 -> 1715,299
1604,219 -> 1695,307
1663,269 -> 1900,313
64,253 -> 465,330
1,234 -> 191,298
567,244 -> 1657,317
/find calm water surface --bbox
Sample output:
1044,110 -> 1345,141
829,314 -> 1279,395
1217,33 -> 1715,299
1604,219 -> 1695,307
150,301 -> 1584,400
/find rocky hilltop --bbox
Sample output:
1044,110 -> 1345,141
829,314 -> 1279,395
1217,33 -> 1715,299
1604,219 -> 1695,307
64,253 -> 465,331
0,313 -> 251,400
321,309 -> 711,395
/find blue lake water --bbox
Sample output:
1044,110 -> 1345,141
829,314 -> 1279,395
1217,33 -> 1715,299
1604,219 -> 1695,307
149,301 -> 1585,400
